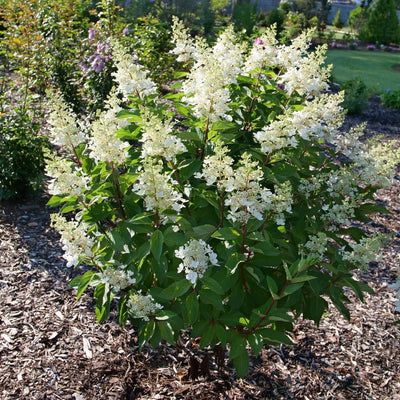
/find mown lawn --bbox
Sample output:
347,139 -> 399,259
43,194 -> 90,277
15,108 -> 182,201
326,49 -> 400,93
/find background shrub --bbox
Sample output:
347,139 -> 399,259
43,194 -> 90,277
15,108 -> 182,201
382,88 -> 400,108
341,77 -> 373,114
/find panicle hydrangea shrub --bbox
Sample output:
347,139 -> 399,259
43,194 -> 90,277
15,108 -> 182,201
46,18 -> 400,377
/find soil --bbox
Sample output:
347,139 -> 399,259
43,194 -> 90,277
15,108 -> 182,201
1,97 -> 400,400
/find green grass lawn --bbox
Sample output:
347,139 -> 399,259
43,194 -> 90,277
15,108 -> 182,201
325,49 -> 400,93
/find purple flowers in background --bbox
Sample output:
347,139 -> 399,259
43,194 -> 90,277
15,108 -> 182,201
125,0 -> 130,6
122,26 -> 130,36
81,42 -> 111,75
367,44 -> 376,51
88,27 -> 96,40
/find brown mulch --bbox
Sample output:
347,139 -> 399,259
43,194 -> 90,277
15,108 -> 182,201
1,98 -> 400,400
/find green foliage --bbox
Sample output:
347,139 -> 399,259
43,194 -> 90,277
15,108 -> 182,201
341,77 -> 373,114
232,0 -> 259,35
360,0 -> 400,44
347,5 -> 368,33
382,87 -> 400,108
332,8 -> 344,29
0,99 -> 47,200
262,8 -> 286,36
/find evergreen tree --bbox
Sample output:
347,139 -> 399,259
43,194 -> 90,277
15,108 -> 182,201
332,8 -> 344,28
361,0 -> 400,44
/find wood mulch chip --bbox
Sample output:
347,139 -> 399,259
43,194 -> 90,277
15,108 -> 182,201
1,97 -> 399,399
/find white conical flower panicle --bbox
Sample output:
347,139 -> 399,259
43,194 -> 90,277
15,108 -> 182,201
175,239 -> 219,284
244,27 -> 279,73
195,141 -> 234,189
45,153 -> 90,197
47,91 -> 87,151
170,16 -> 196,62
112,41 -> 157,100
88,92 -> 131,165
140,109 -> 187,161
132,159 -> 187,217
254,92 -> 345,153
50,214 -> 94,267
179,24 -> 245,122
224,153 -> 272,223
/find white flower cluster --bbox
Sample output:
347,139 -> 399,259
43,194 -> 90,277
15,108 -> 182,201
276,29 -> 314,70
195,141 -> 234,189
359,140 -> 400,188
224,153 -> 272,223
175,239 -> 219,284
341,235 -> 382,270
270,181 -> 293,226
174,22 -> 244,122
140,110 -> 186,161
97,265 -> 136,292
244,28 -> 279,73
278,45 -> 332,96
50,214 -> 94,267
302,232 -> 328,262
254,92 -> 344,153
132,159 -> 186,216
112,41 -> 157,100
47,92 -> 87,150
321,198 -> 359,228
170,16 -> 196,63
127,292 -> 163,321
88,93 -> 131,165
45,153 -> 90,197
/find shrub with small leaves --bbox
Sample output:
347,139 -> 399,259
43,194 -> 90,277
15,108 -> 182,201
382,88 -> 400,109
341,77 -> 373,114
47,21 -> 400,377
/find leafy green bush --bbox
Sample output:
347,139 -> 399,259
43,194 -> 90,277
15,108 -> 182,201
47,22 -> 399,378
382,88 -> 400,108
0,105 -> 47,200
341,77 -> 373,114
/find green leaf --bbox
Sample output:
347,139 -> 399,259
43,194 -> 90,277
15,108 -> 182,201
159,279 -> 191,300
229,333 -> 247,360
266,276 -> 280,300
303,296 -> 328,326
200,323 -> 215,347
212,227 -> 241,241
329,286 -> 351,321
199,289 -> 224,310
70,271 -> 95,300
192,224 -> 216,240
163,226 -> 187,247
109,230 -> 124,252
179,158 -> 202,181
185,292 -> 199,325
201,276 -> 225,295
233,349 -> 249,378
248,332 -> 264,356
281,282 -> 304,297
158,320 -> 175,344
150,230 -> 163,262
139,321 -> 156,349
259,328 -> 293,345
290,275 -> 317,283
94,283 -> 111,322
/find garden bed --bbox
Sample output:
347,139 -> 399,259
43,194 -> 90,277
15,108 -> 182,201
0,97 -> 399,399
